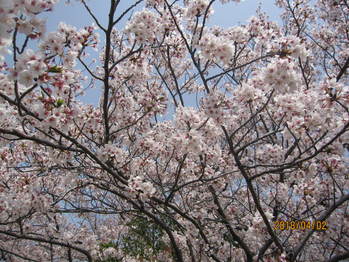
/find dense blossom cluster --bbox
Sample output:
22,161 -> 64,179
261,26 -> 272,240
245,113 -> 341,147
185,0 -> 213,17
0,0 -> 58,59
198,32 -> 235,65
125,10 -> 162,43
0,0 -> 348,262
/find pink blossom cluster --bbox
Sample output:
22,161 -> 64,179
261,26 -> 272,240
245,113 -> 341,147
185,0 -> 212,17
198,32 -> 234,65
0,0 -> 58,60
10,49 -> 47,87
128,175 -> 156,199
261,58 -> 301,93
125,9 -> 163,44
201,91 -> 229,123
146,0 -> 164,7
40,22 -> 98,57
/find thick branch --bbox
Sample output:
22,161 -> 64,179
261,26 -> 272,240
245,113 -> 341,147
209,185 -> 254,262
291,193 -> 349,261
0,230 -> 92,262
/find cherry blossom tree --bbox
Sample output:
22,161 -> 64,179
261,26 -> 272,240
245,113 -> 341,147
0,0 -> 348,261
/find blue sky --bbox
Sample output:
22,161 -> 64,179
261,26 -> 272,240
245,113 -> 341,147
45,0 -> 280,30
45,1 -> 281,30
40,0 -> 281,105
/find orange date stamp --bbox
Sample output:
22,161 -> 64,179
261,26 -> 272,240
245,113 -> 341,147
273,220 -> 328,231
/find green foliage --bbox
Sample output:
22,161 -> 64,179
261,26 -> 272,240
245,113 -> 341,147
47,65 -> 63,73
121,216 -> 166,260
98,257 -> 121,262
98,214 -> 179,261
55,98 -> 64,107
100,242 -> 118,250
97,242 -> 121,262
